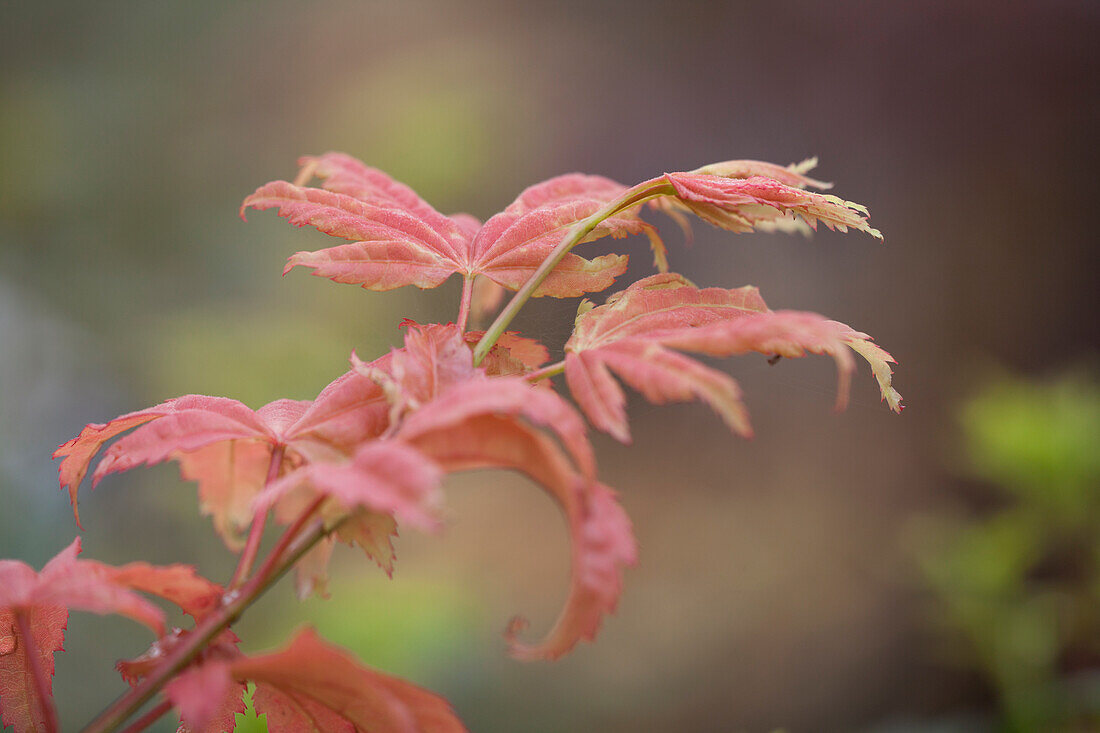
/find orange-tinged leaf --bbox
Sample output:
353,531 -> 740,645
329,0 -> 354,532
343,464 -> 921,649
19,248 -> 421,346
177,440 -> 273,552
335,511 -> 399,578
463,330 -> 549,377
54,401 -> 179,527
248,155 -> 880,307
106,562 -> 223,621
231,628 -> 467,732
56,395 -> 273,528
0,539 -> 196,733
564,273 -> 902,441
0,605 -> 65,733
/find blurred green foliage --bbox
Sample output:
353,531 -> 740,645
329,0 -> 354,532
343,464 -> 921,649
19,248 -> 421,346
916,369 -> 1100,731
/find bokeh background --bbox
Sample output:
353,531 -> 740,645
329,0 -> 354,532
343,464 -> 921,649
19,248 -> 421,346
2,2 -> 1098,731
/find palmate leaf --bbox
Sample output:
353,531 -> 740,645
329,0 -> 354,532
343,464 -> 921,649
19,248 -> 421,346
400,413 -> 635,661
466,173 -> 662,295
55,377 -> 390,552
241,153 -> 655,298
244,154 -> 880,312
316,322 -> 631,659
273,322 -> 598,601
255,441 -> 445,533
564,273 -> 902,443
0,539 -> 221,733
372,327 -> 631,660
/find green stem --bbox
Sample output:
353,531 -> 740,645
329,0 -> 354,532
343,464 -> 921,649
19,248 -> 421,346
525,360 -> 566,382
472,179 -> 673,366
117,700 -> 171,733
81,510 -> 342,733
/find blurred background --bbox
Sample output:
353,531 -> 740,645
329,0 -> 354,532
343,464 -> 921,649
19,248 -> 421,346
1,1 -> 1098,731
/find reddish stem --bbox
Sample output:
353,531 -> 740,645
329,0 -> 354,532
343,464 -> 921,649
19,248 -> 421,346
456,275 -> 474,332
229,444 -> 285,589
16,610 -> 59,733
251,493 -> 327,585
117,700 -> 171,733
81,513 -> 335,733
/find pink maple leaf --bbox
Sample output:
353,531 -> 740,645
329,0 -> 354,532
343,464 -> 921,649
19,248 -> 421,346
241,153 -> 658,298
564,272 -> 902,442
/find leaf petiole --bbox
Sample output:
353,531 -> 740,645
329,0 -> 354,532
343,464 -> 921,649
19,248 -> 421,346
472,179 -> 674,366
116,700 -> 172,733
525,360 -> 565,382
456,275 -> 474,332
228,445 -> 286,590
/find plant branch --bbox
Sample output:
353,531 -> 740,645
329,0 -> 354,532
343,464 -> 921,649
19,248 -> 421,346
16,610 -> 59,733
229,445 -> 286,590
81,509 -> 342,733
117,700 -> 172,733
472,178 -> 674,366
525,360 -> 566,382
250,494 -> 327,588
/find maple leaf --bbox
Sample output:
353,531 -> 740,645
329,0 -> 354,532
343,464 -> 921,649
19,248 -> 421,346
465,172 -> 662,295
636,158 -> 879,242
255,441 -> 445,533
166,628 -> 466,733
564,273 -> 903,442
359,326 -> 631,660
242,153 -> 656,298
308,321 -> 633,659
401,413 -> 635,661
463,329 -> 549,378
55,376 -> 390,545
0,539 -> 219,733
